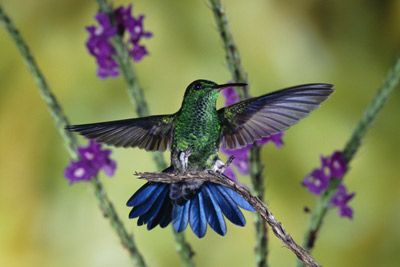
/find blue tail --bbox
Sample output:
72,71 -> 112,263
127,182 -> 255,237
126,183 -> 173,230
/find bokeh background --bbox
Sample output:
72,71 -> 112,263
1,0 -> 400,266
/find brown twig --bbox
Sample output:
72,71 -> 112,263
135,171 -> 321,267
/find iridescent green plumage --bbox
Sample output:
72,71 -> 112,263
173,80 -> 222,170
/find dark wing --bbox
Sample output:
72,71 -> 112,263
218,83 -> 333,149
66,114 -> 175,151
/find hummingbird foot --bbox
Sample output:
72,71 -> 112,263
212,159 -> 226,173
178,149 -> 192,172
211,155 -> 235,174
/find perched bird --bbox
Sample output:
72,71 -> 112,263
67,80 -> 333,237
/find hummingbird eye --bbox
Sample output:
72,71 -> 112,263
194,83 -> 202,90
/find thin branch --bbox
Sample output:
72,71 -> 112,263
297,57 -> 400,267
136,171 -> 321,267
95,1 -> 195,266
208,1 -> 269,266
0,5 -> 147,267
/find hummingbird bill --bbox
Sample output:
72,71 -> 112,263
67,80 -> 333,237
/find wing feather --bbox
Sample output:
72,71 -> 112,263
218,83 -> 333,149
66,115 -> 175,151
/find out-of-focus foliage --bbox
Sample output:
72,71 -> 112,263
0,1 -> 399,266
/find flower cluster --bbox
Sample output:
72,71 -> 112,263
221,86 -> 284,181
303,151 -> 355,218
86,5 -> 152,78
64,140 -> 116,183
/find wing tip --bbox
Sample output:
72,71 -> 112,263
65,124 -> 76,131
296,83 -> 334,92
65,124 -> 90,133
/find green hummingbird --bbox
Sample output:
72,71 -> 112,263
67,80 -> 333,237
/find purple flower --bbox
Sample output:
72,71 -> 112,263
77,140 -> 117,176
330,184 -> 355,219
303,150 -> 354,218
221,145 -> 251,175
320,155 -> 332,180
64,160 -> 97,183
102,158 -> 117,177
64,140 -> 116,183
130,44 -> 149,61
86,13 -> 118,78
329,151 -> 347,178
86,4 -> 152,78
223,167 -> 237,181
126,14 -> 153,43
256,132 -> 284,148
302,168 -> 330,195
303,151 -> 348,195
222,87 -> 240,106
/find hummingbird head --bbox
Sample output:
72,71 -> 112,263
183,79 -> 247,102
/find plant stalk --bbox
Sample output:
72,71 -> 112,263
95,1 -> 195,266
0,5 -> 147,267
297,57 -> 400,267
209,1 -> 269,266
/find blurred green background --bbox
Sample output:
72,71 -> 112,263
1,0 -> 400,266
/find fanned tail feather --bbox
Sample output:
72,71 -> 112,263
127,183 -> 173,229
127,182 -> 255,237
202,184 -> 227,236
172,201 -> 190,232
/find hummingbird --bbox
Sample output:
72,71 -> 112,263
67,80 -> 333,237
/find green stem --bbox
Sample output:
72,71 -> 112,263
299,179 -> 340,257
209,1 -> 268,266
95,1 -> 195,266
342,58 -> 400,162
173,230 -> 196,267
91,177 -> 147,267
0,6 -> 77,157
95,0 -> 165,170
208,0 -> 249,98
0,5 -> 147,267
297,57 -> 400,267
250,147 -> 268,267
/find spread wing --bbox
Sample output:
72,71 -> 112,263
218,83 -> 333,149
66,115 -> 175,151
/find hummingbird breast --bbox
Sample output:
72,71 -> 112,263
173,97 -> 221,170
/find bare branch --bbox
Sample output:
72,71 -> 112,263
135,171 -> 321,267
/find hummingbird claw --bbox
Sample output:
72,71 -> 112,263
178,149 -> 192,172
212,159 -> 226,174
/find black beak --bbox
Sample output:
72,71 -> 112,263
214,82 -> 247,90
